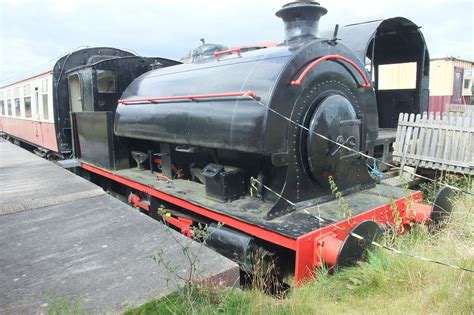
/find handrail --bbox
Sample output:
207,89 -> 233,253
290,54 -> 371,88
214,48 -> 241,59
118,91 -> 256,104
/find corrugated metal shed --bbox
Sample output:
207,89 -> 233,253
428,95 -> 452,113
430,57 -> 472,96
429,59 -> 454,96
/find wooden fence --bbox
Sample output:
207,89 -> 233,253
393,112 -> 474,175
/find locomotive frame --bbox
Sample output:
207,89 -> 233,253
80,161 -> 437,285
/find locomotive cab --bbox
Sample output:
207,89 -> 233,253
67,68 -> 118,113
321,17 -> 430,168
66,57 -> 177,113
68,56 -> 181,170
330,17 -> 430,129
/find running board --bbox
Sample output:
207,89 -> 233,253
57,159 -> 81,169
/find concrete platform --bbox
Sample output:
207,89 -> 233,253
0,141 -> 239,314
0,139 -> 105,216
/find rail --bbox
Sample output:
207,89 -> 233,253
214,47 -> 241,59
290,54 -> 371,88
118,91 -> 257,104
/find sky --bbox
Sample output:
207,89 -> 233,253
0,0 -> 473,83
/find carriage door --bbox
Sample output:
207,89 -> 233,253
68,73 -> 83,112
34,87 -> 43,143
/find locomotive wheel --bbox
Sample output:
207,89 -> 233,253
429,187 -> 455,226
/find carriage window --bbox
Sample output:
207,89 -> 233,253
24,84 -> 32,118
42,79 -> 48,93
14,98 -> 20,117
6,90 -> 11,116
13,87 -> 20,117
41,78 -> 50,120
7,100 -> 12,116
0,92 -> 4,116
97,70 -> 116,93
42,94 -> 49,120
24,97 -> 32,118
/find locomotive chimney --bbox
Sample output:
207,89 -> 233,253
276,1 -> 327,43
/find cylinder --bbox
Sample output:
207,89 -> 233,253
206,223 -> 257,272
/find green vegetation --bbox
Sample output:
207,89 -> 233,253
126,183 -> 474,315
419,173 -> 473,203
46,295 -> 85,315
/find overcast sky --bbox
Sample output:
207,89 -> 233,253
0,0 -> 472,83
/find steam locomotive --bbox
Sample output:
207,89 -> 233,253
1,2 -> 452,285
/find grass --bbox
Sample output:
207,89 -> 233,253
46,295 -> 84,315
126,185 -> 474,315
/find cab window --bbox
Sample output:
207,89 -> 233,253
96,70 -> 116,93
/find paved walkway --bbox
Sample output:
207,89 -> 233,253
0,140 -> 239,314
